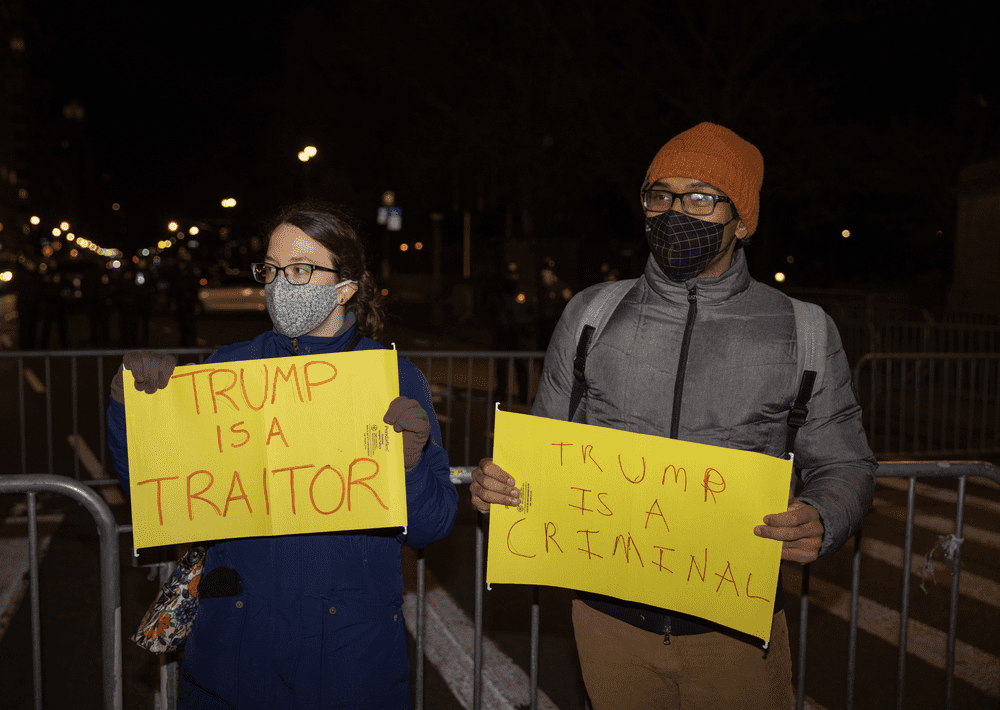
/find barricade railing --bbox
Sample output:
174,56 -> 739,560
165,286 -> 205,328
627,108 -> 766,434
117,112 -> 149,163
853,353 -> 1000,459
871,323 -> 1000,354
0,474 -> 123,710
5,461 -> 994,710
836,461 -> 999,710
0,469 -> 474,710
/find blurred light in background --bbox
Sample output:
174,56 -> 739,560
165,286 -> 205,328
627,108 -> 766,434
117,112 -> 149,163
168,222 -> 179,232
774,272 -> 786,283
842,229 -> 850,238
30,216 -> 40,225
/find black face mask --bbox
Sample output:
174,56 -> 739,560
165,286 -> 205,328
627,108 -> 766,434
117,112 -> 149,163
645,211 -> 729,282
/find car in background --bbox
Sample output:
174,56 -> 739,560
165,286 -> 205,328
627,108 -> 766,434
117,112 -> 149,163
197,274 -> 267,313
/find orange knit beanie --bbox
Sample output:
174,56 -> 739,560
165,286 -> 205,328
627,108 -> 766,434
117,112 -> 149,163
644,123 -> 764,235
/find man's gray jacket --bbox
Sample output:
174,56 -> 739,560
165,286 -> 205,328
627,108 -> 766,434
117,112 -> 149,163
532,249 -> 876,567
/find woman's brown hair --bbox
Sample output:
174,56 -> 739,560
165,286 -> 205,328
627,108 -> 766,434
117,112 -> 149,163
268,202 -> 385,340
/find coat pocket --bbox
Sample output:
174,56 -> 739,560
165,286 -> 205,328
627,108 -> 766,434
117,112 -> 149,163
319,595 -> 409,706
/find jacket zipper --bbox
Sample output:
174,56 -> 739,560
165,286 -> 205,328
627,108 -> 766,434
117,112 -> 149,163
670,286 -> 698,440
664,286 -> 697,645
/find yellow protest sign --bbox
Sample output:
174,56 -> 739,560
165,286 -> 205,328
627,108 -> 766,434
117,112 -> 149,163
124,350 -> 406,549
486,410 -> 792,642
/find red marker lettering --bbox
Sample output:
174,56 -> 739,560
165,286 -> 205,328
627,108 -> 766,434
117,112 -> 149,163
304,360 -> 337,401
309,465 -> 346,515
239,364 -> 268,411
136,476 -> 179,525
349,458 -> 389,511
186,470 -> 221,521
223,469 -> 253,517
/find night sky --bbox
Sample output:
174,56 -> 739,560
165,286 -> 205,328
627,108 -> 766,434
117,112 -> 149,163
16,0 -> 999,292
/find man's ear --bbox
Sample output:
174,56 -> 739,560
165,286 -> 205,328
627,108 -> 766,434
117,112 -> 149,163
735,220 -> 749,241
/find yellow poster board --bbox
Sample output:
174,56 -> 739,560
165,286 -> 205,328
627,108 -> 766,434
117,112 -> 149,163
486,410 -> 792,642
124,350 -> 406,549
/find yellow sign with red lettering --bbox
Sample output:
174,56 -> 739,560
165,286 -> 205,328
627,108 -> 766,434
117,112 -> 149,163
486,410 -> 792,642
124,350 -> 406,549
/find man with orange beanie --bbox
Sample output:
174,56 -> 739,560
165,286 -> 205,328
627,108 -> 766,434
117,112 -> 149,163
471,123 -> 876,709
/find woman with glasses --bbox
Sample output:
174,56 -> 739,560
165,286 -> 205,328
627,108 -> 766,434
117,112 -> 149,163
107,204 -> 458,709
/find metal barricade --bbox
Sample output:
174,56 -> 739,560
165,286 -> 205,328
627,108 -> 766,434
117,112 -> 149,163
853,353 -> 1000,459
4,348 -> 998,709
842,461 -> 998,710
0,475 -> 123,710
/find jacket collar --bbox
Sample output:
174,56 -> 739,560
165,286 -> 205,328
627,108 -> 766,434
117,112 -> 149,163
642,248 -> 752,305
271,312 -> 359,355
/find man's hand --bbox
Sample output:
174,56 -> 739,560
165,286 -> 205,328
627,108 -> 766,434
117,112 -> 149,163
470,457 -> 519,514
110,351 -> 178,404
383,396 -> 430,470
754,496 -> 824,564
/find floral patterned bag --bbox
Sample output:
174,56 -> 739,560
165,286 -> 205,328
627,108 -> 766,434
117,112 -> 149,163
131,545 -> 207,653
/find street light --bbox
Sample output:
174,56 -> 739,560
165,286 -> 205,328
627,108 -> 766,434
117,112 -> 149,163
298,146 -> 318,198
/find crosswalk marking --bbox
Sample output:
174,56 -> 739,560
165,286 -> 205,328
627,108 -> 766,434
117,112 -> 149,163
0,514 -> 61,641
877,477 -> 1000,515
23,367 -> 45,394
403,578 -> 559,710
67,434 -> 125,506
871,496 -> 1000,549
785,571 -> 1000,697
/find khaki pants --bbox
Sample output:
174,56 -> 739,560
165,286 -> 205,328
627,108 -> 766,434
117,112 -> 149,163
572,599 -> 794,710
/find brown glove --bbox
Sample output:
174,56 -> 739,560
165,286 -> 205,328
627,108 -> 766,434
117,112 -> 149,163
110,350 -> 178,404
383,396 -> 430,470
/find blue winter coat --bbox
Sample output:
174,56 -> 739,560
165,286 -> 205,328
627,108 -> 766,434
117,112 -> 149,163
107,324 -> 458,709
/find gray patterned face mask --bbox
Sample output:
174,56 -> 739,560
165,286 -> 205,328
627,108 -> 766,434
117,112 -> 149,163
265,274 -> 357,338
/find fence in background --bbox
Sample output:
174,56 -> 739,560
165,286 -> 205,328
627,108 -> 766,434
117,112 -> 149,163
854,353 -> 1000,459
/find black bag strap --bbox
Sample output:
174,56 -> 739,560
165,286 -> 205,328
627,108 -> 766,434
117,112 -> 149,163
784,369 -> 817,456
785,299 -> 827,459
345,329 -> 364,352
568,325 -> 596,420
566,279 -> 636,421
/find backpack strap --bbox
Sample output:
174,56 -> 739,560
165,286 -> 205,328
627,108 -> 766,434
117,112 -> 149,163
785,298 -> 827,457
568,279 -> 637,420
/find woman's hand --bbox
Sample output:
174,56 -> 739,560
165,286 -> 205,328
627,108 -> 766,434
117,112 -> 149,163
383,397 -> 430,470
110,351 -> 178,404
470,457 -> 519,514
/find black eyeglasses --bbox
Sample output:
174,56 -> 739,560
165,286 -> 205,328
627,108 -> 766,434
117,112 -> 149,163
251,262 -> 340,285
641,188 -> 733,217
